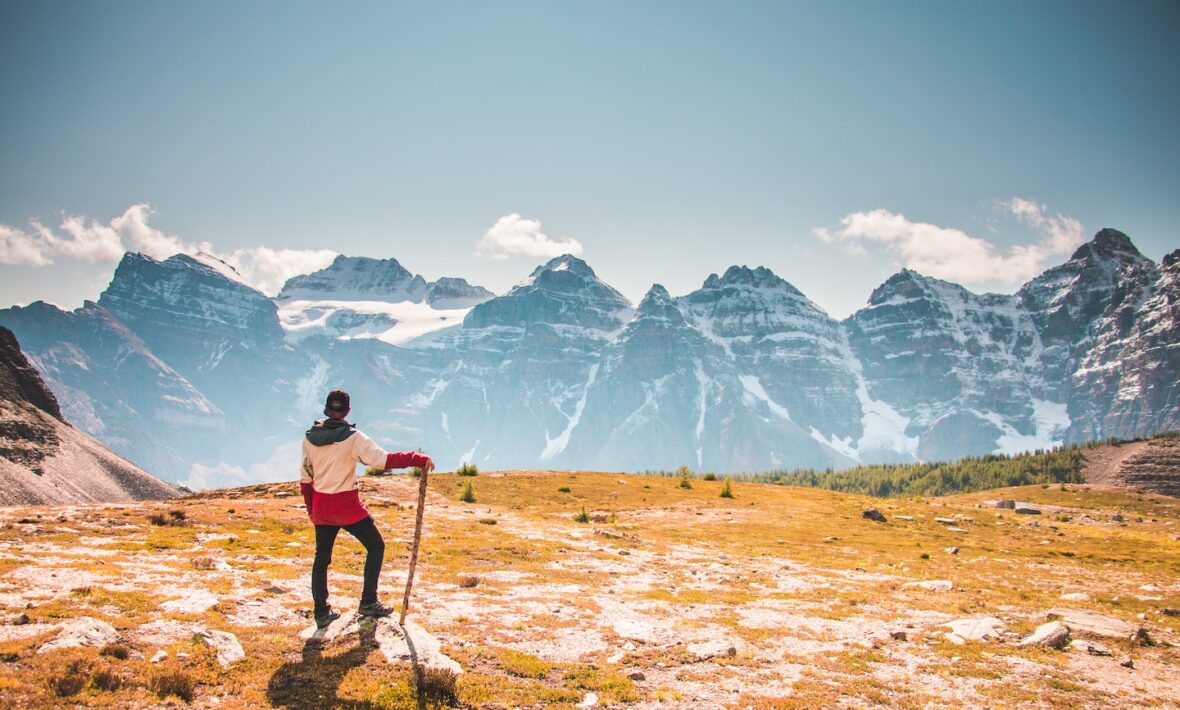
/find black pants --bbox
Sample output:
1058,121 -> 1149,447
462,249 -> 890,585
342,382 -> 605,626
312,515 -> 385,612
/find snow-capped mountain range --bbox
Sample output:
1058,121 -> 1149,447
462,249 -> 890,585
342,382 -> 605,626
1,228 -> 1176,488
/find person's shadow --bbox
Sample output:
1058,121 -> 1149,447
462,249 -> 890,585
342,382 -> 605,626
268,616 -> 430,710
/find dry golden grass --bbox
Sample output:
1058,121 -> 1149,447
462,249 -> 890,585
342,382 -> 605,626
0,472 -> 1175,707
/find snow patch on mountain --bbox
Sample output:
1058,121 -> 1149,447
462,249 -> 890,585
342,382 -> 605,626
278,299 -> 472,344
739,375 -> 792,421
542,364 -> 599,461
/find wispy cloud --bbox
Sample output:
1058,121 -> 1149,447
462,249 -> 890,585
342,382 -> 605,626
0,204 -> 336,296
474,213 -> 584,260
812,198 -> 1086,285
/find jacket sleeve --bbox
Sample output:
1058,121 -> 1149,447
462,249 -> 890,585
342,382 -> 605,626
353,430 -> 429,471
299,441 -> 314,515
383,451 -> 431,470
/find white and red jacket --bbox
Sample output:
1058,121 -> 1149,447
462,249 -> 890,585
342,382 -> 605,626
299,418 -> 430,526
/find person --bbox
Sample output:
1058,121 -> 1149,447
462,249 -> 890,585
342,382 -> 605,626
299,389 -> 434,628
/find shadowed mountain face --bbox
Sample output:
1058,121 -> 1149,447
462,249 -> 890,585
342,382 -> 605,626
0,326 -> 178,504
0,231 -> 1176,486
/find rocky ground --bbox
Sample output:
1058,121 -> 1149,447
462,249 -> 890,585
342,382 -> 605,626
0,471 -> 1177,708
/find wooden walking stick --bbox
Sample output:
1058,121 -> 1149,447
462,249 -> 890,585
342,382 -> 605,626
399,465 -> 429,625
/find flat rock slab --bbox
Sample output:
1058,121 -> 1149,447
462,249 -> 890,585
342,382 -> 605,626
301,612 -> 462,675
904,580 -> 954,592
160,590 -> 219,614
943,617 -> 1005,642
687,639 -> 738,660
38,616 -> 118,654
1045,608 -> 1138,639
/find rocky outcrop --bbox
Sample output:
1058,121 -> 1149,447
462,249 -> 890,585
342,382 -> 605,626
0,326 -> 178,505
1082,436 -> 1180,497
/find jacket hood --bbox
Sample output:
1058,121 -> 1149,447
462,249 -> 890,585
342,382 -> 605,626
305,418 -> 356,446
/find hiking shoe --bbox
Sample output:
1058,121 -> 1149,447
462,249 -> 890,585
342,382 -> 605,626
314,607 -> 341,629
358,600 -> 394,618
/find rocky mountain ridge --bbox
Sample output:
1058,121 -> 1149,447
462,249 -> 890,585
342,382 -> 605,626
0,326 -> 179,504
0,229 -> 1175,487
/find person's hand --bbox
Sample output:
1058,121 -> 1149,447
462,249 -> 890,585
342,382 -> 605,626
422,457 -> 435,474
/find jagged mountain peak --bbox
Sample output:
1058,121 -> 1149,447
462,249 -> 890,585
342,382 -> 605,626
277,254 -> 422,301
1066,228 -> 1149,267
464,255 -> 631,331
702,264 -> 802,295
634,284 -> 683,322
1160,249 -> 1180,270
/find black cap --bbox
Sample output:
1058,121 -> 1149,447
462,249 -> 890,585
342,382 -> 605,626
324,389 -> 350,416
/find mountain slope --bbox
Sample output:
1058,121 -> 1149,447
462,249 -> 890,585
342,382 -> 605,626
0,327 -> 179,505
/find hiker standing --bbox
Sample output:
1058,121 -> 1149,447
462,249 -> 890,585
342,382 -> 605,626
299,389 -> 434,628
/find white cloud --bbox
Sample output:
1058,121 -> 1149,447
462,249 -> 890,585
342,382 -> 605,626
812,199 -> 1086,285
474,213 -> 584,260
0,203 -> 337,296
222,246 -> 338,296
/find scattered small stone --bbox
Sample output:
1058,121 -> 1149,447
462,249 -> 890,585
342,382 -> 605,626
823,536 -> 839,542
275,491 -> 293,498
943,547 -> 959,555
996,500 -> 1016,509
1015,506 -> 1042,515
1161,608 -> 1180,617
1060,592 -> 1091,601
606,651 -> 624,664
862,508 -> 887,523
150,650 -> 168,663
576,692 -> 599,708
946,527 -> 969,533
196,629 -> 245,667
1086,643 -> 1113,657
1121,658 -> 1134,669
935,517 -> 957,525
11,614 -> 29,626
1139,583 -> 1159,592
627,670 -> 646,681
1112,513 -> 1125,523
890,630 -> 907,641
1020,621 -> 1071,649
894,515 -> 915,521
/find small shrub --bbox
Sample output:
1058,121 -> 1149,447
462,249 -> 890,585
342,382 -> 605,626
719,478 -> 734,498
148,510 -> 188,527
574,507 -> 590,523
416,666 -> 459,705
363,465 -> 388,476
153,670 -> 195,702
702,472 -> 717,481
558,486 -> 571,493
459,576 -> 479,588
50,660 -> 90,697
90,669 -> 124,691
478,518 -> 497,525
99,643 -> 131,660
459,481 -> 476,503
456,463 -> 478,476
71,586 -> 92,596
678,470 -> 693,490
410,467 -> 424,478
226,508 -> 235,514
191,556 -> 217,570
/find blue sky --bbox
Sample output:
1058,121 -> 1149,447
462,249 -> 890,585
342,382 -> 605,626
2,0 -> 1178,318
